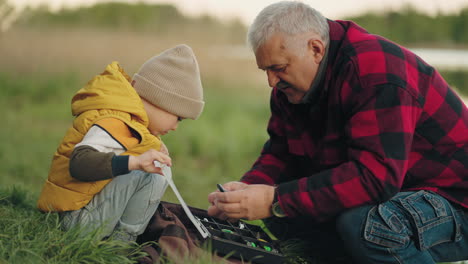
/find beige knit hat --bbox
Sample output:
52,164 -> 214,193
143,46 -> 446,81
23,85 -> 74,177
133,44 -> 204,120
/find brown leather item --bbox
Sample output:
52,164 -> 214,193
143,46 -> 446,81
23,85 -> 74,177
136,202 -> 242,264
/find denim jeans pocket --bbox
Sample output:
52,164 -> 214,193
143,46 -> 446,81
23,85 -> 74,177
364,205 -> 409,248
400,190 -> 461,251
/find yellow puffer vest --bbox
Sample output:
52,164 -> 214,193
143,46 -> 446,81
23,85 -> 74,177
37,62 -> 162,212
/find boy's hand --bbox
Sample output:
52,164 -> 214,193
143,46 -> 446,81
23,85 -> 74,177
128,149 -> 172,174
160,142 -> 169,155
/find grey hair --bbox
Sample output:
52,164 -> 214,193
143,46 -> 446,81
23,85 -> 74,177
247,1 -> 330,53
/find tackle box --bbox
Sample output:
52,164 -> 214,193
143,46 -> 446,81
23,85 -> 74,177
195,214 -> 284,264
163,170 -> 284,263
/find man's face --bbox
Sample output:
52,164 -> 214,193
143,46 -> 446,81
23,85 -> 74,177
255,33 -> 324,104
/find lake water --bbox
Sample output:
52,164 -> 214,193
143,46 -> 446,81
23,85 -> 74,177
411,48 -> 468,70
213,45 -> 468,71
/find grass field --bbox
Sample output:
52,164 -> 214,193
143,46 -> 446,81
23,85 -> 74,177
0,70 -> 273,264
1,28 -> 467,263
0,28 -> 271,203
0,28 -> 275,263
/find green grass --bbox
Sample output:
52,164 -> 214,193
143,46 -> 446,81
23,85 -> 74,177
2,70 -> 467,263
0,186 -> 146,264
0,186 -> 237,264
0,71 -> 271,263
0,71 -> 271,205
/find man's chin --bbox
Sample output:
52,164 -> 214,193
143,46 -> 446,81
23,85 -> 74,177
286,94 -> 304,104
279,89 -> 305,104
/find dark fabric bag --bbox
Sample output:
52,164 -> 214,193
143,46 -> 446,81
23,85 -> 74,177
136,201 -> 242,264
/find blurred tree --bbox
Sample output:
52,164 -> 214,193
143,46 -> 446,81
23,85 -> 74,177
13,2 -> 248,44
9,1 -> 468,47
0,0 -> 19,32
348,4 -> 468,47
226,18 -> 247,43
16,2 -> 186,33
453,7 -> 468,44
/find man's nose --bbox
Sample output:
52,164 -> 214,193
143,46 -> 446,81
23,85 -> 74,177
266,70 -> 279,88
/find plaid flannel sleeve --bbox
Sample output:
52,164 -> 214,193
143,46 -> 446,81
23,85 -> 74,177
277,82 -> 424,221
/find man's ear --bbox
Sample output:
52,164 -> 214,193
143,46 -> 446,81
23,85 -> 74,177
308,38 -> 325,64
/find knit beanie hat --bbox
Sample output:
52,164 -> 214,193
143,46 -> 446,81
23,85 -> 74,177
133,44 -> 204,120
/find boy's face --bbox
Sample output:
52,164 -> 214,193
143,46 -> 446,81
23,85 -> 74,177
141,98 -> 180,136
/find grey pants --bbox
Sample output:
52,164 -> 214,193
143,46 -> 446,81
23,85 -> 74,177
61,169 -> 168,241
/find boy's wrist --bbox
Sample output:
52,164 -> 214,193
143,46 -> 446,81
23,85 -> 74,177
128,155 -> 137,171
112,155 -> 130,176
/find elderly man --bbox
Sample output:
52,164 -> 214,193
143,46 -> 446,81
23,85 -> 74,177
208,1 -> 468,263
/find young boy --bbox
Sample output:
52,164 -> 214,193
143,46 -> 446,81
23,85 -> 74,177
37,44 -> 205,242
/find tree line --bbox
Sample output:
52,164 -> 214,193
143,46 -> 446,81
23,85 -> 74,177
348,5 -> 468,48
9,2 -> 247,43
6,2 -> 468,48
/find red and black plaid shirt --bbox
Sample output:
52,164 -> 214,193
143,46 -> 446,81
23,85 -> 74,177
241,20 -> 468,222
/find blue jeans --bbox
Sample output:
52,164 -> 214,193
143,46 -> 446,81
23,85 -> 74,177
266,191 -> 468,263
337,191 -> 468,263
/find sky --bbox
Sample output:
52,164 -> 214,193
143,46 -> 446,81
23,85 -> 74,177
9,0 -> 468,24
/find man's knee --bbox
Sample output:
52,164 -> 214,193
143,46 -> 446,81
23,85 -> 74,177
336,191 -> 465,263
337,192 -> 459,250
336,203 -> 413,264
336,205 -> 372,245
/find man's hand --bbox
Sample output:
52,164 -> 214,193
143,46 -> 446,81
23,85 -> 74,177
128,149 -> 172,174
207,181 -> 248,219
208,183 -> 275,220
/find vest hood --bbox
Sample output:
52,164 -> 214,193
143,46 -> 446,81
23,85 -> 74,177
71,62 -> 149,126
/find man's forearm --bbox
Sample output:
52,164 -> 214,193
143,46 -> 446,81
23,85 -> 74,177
241,141 -> 287,185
